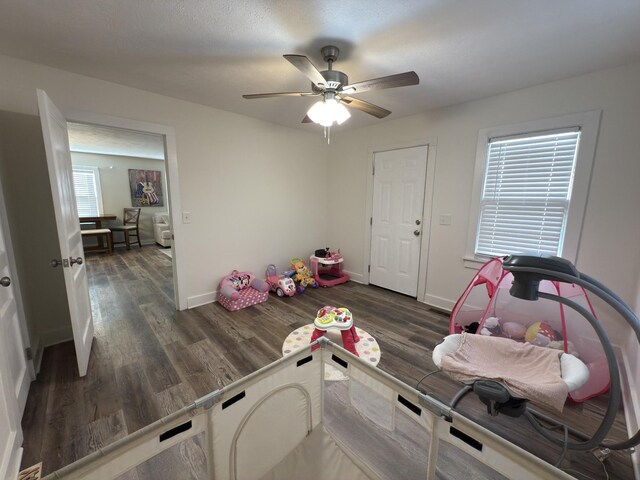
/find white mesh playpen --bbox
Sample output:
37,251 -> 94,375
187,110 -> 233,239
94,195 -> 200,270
43,339 -> 573,480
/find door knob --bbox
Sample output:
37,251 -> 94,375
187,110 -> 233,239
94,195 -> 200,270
0,276 -> 10,287
415,220 -> 421,225
413,230 -> 421,236
51,259 -> 62,268
70,257 -> 83,266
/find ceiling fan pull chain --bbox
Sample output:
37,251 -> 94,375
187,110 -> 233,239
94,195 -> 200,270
323,125 -> 331,144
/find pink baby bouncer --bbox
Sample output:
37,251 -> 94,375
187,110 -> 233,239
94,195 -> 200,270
449,256 -> 609,402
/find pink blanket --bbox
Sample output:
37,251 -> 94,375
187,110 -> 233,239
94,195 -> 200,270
441,333 -> 568,412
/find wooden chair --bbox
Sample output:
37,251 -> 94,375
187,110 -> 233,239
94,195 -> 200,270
111,208 -> 142,249
81,228 -> 113,254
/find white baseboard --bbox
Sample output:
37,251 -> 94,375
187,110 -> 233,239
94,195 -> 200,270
34,346 -> 44,375
31,337 -> 44,374
41,325 -> 73,348
620,344 -> 640,479
343,270 -> 364,284
421,293 -> 455,312
187,291 -> 217,309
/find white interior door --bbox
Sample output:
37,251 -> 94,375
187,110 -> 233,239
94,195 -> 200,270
37,89 -> 94,377
0,204 -> 26,480
370,146 -> 428,296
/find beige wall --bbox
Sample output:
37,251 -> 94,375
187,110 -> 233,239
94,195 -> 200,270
71,152 -> 168,245
1,51 -> 638,336
0,110 -> 72,352
0,53 -> 329,308
328,62 -> 640,343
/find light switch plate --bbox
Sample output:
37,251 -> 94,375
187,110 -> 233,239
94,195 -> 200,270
439,214 -> 452,225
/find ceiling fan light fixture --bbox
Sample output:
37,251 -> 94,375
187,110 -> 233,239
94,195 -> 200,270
307,98 -> 351,126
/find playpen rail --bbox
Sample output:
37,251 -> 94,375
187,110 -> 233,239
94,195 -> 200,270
42,337 -> 577,480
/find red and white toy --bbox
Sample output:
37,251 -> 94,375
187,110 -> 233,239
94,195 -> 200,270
310,306 -> 360,356
265,264 -> 296,297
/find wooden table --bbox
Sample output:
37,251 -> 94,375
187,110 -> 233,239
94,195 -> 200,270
79,214 -> 117,228
80,214 -> 117,250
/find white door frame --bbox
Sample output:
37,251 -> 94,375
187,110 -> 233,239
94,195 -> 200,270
65,110 -> 187,310
0,167 -> 31,480
0,167 -> 34,388
363,138 -> 437,301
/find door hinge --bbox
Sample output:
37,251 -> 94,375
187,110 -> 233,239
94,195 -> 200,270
372,163 -> 375,176
370,217 -> 372,225
25,347 -> 33,360
368,265 -> 371,273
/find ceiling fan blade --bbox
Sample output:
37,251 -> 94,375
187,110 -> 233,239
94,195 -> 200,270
342,71 -> 419,94
340,96 -> 391,119
283,54 -> 327,88
242,92 -> 318,99
302,115 -> 313,123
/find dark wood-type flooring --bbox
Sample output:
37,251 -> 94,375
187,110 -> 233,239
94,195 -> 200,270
20,246 -> 633,479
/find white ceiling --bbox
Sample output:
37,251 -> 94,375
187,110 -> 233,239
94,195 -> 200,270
1,1 -> 640,131
68,122 -> 165,160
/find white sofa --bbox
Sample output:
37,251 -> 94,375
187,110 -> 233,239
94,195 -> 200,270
153,213 -> 172,247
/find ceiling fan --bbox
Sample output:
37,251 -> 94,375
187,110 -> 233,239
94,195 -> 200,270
242,45 -> 419,127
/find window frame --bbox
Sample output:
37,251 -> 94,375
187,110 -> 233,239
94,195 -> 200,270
464,110 -> 601,269
72,165 -> 104,217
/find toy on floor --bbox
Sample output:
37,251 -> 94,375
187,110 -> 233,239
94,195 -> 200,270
310,306 -> 360,357
309,249 -> 349,287
265,264 -> 296,297
217,269 -> 269,311
290,257 -> 318,291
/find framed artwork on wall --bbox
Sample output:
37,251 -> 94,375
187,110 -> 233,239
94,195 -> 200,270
129,169 -> 164,207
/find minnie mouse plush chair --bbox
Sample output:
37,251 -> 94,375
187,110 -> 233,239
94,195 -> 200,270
217,270 -> 270,311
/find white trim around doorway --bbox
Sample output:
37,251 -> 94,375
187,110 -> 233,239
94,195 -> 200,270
65,110 -> 187,310
363,138 -> 437,303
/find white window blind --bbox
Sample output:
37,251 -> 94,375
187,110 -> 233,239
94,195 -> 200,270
475,129 -> 581,257
72,166 -> 102,217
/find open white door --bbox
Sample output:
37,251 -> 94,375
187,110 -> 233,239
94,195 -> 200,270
0,199 -> 26,480
370,146 -> 428,296
37,89 -> 94,377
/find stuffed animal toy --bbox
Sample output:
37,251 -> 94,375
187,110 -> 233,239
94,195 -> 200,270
463,322 -> 480,334
502,321 -> 527,340
217,270 -> 270,311
219,270 -> 269,300
480,316 -> 502,336
290,258 -> 317,288
525,321 -> 558,347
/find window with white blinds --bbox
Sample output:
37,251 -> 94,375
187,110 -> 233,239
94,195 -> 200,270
465,111 -> 600,268
72,166 -> 102,217
475,129 -> 581,257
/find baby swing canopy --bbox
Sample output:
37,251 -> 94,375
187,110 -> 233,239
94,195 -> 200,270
449,257 -> 609,402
